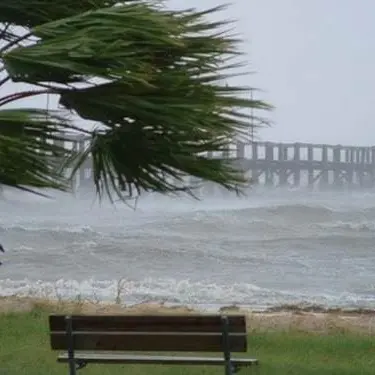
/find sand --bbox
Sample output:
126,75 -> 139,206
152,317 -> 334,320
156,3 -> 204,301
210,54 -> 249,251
1,296 -> 374,334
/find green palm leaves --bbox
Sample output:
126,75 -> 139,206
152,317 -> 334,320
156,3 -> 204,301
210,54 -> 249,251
0,1 -> 269,200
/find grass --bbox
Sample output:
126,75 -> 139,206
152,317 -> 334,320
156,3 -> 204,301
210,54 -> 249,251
0,306 -> 374,375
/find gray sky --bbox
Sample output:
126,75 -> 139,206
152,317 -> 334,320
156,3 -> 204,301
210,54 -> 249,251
4,0 -> 375,146
172,0 -> 375,146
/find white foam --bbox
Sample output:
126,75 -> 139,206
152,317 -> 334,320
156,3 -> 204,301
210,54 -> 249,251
0,278 -> 374,310
0,278 -> 264,304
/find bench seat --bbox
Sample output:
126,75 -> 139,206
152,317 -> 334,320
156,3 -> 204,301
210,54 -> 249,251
58,352 -> 258,366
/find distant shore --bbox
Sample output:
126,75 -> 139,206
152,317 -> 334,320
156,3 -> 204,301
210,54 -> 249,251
1,296 -> 374,334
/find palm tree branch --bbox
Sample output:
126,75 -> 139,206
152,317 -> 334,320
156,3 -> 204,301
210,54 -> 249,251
0,2 -> 270,199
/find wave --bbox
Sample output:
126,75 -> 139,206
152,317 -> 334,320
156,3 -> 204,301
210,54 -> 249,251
0,278 -> 266,305
2,203 -> 375,239
0,225 -> 96,232
0,204 -> 324,236
170,204 -> 375,237
156,205 -> 352,239
254,204 -> 334,217
0,278 -> 374,311
316,221 -> 375,232
173,204 -> 337,225
0,224 -> 99,236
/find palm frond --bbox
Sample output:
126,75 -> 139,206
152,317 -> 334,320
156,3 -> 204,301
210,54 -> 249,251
0,2 -> 271,200
0,1 -> 120,28
0,108 -> 79,195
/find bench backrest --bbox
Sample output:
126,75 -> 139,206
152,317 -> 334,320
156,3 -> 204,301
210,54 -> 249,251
49,314 -> 247,352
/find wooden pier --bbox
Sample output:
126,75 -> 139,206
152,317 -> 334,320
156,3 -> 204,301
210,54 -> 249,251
56,135 -> 375,190
231,141 -> 375,189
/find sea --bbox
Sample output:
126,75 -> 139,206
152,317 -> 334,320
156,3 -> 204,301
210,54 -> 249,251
0,187 -> 374,311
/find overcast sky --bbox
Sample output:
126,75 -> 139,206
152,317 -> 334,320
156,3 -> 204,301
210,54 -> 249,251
4,0 -> 375,146
171,0 -> 375,146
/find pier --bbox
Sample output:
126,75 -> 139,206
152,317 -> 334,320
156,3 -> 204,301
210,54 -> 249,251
56,135 -> 375,190
232,141 -> 375,189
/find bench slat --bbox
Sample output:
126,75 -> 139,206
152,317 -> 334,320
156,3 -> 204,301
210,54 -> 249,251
57,353 -> 259,366
49,315 -> 246,333
50,332 -> 247,352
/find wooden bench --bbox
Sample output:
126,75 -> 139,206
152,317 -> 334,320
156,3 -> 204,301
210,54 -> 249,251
49,314 -> 259,375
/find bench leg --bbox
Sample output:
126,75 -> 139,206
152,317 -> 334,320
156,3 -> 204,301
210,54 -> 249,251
65,315 -> 77,375
221,316 -> 233,375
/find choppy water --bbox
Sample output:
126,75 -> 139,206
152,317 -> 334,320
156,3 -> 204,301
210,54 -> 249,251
0,188 -> 375,311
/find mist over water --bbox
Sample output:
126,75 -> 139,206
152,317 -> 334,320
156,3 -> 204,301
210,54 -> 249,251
0,187 -> 375,311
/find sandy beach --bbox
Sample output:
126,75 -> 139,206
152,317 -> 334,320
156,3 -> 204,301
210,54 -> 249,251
1,296 -> 374,335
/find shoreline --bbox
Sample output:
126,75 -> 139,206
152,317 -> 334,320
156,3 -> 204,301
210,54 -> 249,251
1,296 -> 374,334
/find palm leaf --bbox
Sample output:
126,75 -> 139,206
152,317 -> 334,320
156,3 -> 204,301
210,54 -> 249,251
0,1 -> 270,200
0,1 -> 120,28
0,108 -> 80,195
